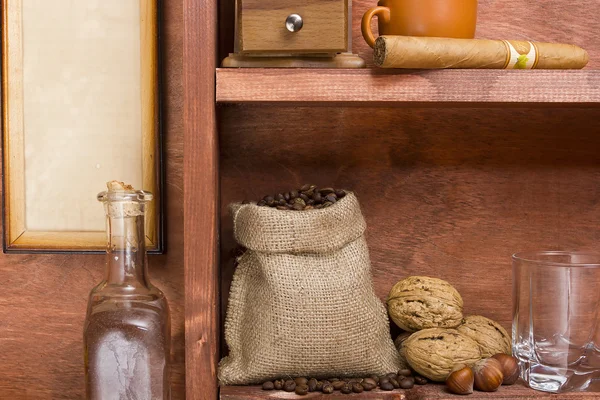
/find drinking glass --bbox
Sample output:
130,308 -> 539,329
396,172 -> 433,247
513,251 -> 600,393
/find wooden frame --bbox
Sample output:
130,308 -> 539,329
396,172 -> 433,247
1,0 -> 162,253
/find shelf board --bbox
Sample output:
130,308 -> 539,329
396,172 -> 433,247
221,384 -> 598,399
216,69 -> 600,105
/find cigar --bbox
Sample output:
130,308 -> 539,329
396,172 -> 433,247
374,36 -> 589,69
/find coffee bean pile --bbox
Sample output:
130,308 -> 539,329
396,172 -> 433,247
253,184 -> 347,211
261,370 -> 427,395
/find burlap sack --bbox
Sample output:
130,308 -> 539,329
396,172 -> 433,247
218,193 -> 403,385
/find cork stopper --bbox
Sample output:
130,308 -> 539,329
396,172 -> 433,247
98,181 -> 152,218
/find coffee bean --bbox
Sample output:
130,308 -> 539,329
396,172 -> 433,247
316,381 -> 324,391
273,379 -> 284,390
325,194 -> 337,203
321,380 -> 331,387
387,372 -> 398,379
399,377 -> 414,389
369,375 -> 380,384
348,378 -> 363,383
362,382 -> 376,391
352,383 -> 364,393
295,377 -> 308,386
379,377 -> 390,385
262,381 -> 274,390
284,192 -> 291,201
332,380 -> 345,390
257,200 -> 266,206
275,193 -> 284,201
290,190 -> 298,199
319,187 -> 335,195
335,189 -> 346,198
398,369 -> 412,377
295,384 -> 308,395
363,378 -> 377,387
315,204 -> 324,209
322,384 -> 334,394
340,384 -> 352,394
307,378 -> 318,392
283,380 -> 296,392
390,378 -> 400,388
278,199 -> 287,206
300,184 -> 311,192
380,381 -> 394,391
312,192 -> 322,203
299,193 -> 309,202
322,201 -> 333,208
304,186 -> 317,196
292,203 -> 304,211
414,375 -> 428,385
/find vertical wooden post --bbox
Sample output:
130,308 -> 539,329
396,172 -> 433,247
183,0 -> 219,398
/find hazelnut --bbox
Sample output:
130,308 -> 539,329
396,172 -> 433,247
445,365 -> 474,395
473,358 -> 504,392
492,353 -> 520,385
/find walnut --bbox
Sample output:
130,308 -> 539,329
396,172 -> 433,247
457,315 -> 512,358
393,331 -> 411,366
403,328 -> 482,382
387,276 -> 464,332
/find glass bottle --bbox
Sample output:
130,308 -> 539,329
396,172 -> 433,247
84,188 -> 170,399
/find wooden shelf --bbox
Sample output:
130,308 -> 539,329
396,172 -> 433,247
221,384 -> 598,399
216,69 -> 600,105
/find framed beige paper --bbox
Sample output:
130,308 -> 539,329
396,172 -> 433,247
2,0 -> 162,253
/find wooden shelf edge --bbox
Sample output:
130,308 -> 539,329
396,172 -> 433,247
216,69 -> 600,104
220,384 -> 600,400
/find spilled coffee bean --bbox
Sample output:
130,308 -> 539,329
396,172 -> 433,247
261,381 -> 274,390
260,371 -> 427,395
295,385 -> 309,395
254,184 -> 347,211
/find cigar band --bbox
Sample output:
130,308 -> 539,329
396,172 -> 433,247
503,41 -> 539,69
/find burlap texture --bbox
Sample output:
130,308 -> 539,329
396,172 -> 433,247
219,193 -> 403,385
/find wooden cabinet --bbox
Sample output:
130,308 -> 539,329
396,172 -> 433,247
184,0 -> 600,399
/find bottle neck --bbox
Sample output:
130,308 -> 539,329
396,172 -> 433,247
105,211 -> 149,288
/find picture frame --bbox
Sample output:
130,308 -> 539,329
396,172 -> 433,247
1,0 -> 163,253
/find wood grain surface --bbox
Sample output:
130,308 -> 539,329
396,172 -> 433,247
219,105 -> 600,353
216,69 -> 600,104
238,0 -> 347,54
0,1 -> 185,398
183,0 -> 220,398
218,0 -> 600,69
221,384 -> 600,400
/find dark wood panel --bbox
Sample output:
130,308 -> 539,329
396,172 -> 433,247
221,384 -> 600,400
218,0 -> 600,69
219,105 -> 600,349
0,1 -> 185,398
183,0 -> 220,398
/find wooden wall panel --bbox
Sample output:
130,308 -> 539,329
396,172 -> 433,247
218,0 -> 600,69
0,1 -> 184,399
219,105 -> 600,344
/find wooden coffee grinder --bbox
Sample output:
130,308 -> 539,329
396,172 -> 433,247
222,0 -> 365,68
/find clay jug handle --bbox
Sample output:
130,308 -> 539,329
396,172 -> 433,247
361,6 -> 391,48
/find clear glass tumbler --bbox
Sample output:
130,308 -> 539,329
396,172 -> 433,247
513,251 -> 600,393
